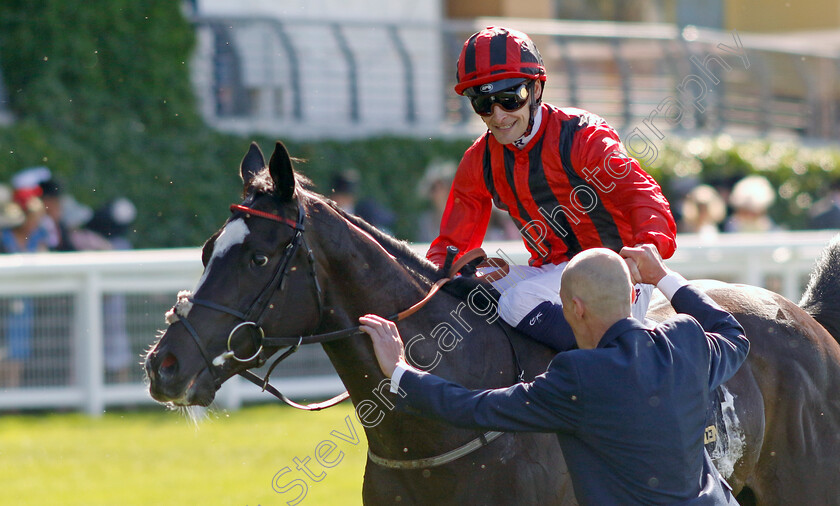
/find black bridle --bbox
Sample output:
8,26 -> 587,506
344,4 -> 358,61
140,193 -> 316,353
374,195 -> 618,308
171,201 -> 353,410
169,200 -> 520,412
167,199 -> 521,467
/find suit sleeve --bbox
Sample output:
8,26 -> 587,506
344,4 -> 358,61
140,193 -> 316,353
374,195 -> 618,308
670,285 -> 750,390
395,354 -> 583,433
426,144 -> 493,267
572,119 -> 677,258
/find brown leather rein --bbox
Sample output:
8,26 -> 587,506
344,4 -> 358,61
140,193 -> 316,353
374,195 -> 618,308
178,200 -> 498,411
235,247 -> 493,411
178,202 -> 516,470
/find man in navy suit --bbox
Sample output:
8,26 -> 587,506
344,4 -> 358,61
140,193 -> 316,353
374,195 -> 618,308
360,245 -> 747,505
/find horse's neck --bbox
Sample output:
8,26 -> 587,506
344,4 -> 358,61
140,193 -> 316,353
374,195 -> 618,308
325,283 -> 533,459
310,209 -> 476,453
310,206 -> 428,379
313,226 -> 528,457
315,217 -> 428,321
306,204 -> 554,459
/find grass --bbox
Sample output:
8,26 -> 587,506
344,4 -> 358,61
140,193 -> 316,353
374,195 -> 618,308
0,403 -> 367,505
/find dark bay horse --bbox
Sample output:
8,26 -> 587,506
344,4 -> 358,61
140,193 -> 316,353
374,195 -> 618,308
145,141 -> 840,505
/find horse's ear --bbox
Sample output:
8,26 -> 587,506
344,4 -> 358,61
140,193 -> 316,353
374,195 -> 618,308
269,141 -> 296,202
240,142 -> 266,187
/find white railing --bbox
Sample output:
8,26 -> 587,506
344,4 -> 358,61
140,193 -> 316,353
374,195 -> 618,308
0,230 -> 836,415
0,248 -> 344,415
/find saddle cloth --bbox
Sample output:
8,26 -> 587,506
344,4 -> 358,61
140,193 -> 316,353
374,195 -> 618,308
704,386 -> 731,461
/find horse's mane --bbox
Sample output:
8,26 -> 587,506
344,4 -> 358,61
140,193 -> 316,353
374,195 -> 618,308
319,194 -> 499,302
800,235 -> 840,343
305,189 -> 443,286
245,164 -> 444,288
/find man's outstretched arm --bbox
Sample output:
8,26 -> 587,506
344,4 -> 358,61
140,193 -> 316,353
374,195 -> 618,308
360,315 -> 582,433
621,245 -> 749,389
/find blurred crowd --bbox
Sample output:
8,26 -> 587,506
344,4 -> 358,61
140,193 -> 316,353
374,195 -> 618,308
327,165 -> 521,242
0,166 -> 138,387
2,160 -> 839,390
411,161 -> 840,246
0,166 -> 137,254
672,174 -> 840,240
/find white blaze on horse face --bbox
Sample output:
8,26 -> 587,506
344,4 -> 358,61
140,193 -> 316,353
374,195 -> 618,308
195,218 -> 250,292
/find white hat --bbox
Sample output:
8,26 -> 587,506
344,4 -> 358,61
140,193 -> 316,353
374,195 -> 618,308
729,175 -> 776,213
60,195 -> 94,228
11,166 -> 52,189
0,184 -> 24,228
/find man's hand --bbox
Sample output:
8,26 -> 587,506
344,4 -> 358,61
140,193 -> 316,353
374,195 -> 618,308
620,244 -> 669,285
359,314 -> 406,378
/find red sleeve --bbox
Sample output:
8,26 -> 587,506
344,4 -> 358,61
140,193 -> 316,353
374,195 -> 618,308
572,120 -> 677,259
426,145 -> 493,267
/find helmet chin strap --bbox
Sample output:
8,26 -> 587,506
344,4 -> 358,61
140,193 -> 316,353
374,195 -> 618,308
522,80 -> 542,138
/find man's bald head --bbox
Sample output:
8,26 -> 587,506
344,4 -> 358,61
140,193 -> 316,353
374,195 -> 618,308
560,248 -> 633,324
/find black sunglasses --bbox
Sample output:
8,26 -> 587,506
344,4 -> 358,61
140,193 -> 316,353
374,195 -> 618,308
467,82 -> 531,116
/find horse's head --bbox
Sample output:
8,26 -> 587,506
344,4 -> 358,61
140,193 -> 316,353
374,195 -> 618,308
145,141 -> 323,406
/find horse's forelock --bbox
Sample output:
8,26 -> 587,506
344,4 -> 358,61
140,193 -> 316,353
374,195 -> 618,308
236,183 -> 440,284
243,167 -> 313,199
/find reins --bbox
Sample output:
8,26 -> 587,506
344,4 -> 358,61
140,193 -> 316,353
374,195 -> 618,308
172,201 -> 511,468
234,249 -> 484,411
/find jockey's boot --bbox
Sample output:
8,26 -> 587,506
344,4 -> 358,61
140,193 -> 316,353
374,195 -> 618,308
514,301 -> 577,352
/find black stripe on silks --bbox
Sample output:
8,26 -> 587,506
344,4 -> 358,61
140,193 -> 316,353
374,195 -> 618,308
503,147 -> 549,262
482,137 -> 507,212
489,31 -> 508,77
527,135 -> 579,258
558,115 -> 624,253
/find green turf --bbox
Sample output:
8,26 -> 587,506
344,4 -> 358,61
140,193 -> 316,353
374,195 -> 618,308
0,403 -> 367,505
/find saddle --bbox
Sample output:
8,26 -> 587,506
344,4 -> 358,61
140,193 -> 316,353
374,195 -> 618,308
445,247 -> 738,468
439,246 -> 505,302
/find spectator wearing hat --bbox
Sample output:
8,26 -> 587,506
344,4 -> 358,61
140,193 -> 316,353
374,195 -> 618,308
723,176 -> 778,233
330,169 -> 396,235
0,184 -> 24,230
83,197 -> 137,249
808,179 -> 840,230
1,190 -> 50,254
38,178 -> 79,252
9,166 -> 70,251
0,189 -> 50,388
416,160 -> 456,242
680,184 -> 727,240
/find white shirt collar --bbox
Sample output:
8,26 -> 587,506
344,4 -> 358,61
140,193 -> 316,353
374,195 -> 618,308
512,106 -> 543,150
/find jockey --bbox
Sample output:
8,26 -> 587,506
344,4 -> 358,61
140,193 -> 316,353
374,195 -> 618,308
427,26 -> 677,351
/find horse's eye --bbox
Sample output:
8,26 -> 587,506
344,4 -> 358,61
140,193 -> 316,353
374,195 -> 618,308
252,254 -> 269,267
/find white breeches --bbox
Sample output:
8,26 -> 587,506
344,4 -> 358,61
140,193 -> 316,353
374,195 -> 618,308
486,262 -> 653,327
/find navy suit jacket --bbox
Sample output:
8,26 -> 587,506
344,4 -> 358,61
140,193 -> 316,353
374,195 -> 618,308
395,284 -> 748,505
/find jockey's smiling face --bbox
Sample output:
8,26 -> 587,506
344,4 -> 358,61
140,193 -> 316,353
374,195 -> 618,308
478,81 -> 542,145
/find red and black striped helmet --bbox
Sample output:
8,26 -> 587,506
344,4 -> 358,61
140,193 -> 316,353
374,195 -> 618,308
455,26 -> 546,96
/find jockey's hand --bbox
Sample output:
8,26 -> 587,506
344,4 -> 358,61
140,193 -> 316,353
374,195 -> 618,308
359,314 -> 406,378
620,244 -> 669,285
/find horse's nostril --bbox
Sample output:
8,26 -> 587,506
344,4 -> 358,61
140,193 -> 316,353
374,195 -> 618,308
160,353 -> 178,374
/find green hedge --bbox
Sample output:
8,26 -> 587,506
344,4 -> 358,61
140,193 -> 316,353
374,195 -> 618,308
0,1 -> 474,247
641,135 -> 840,230
0,2 -> 838,249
